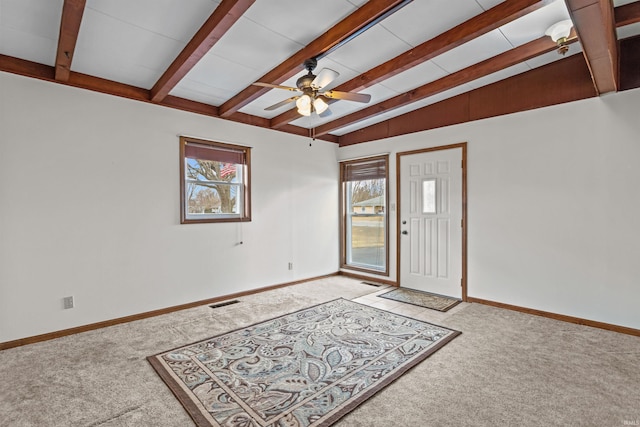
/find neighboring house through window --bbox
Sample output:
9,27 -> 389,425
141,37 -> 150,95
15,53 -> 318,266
180,136 -> 251,224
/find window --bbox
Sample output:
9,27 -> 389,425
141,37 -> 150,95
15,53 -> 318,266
422,179 -> 436,213
340,155 -> 389,275
180,136 -> 251,223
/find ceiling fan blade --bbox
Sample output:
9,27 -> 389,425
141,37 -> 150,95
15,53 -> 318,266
322,90 -> 371,103
253,82 -> 299,92
318,108 -> 332,119
264,96 -> 299,111
311,68 -> 339,89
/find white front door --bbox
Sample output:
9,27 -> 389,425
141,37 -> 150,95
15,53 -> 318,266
399,147 -> 463,298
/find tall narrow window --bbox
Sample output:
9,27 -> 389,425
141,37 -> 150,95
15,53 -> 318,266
340,155 -> 389,275
180,136 -> 251,224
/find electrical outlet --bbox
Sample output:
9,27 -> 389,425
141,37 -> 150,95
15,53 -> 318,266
288,262 -> 293,270
63,296 -> 74,309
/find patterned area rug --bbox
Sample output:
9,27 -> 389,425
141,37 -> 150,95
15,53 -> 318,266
148,298 -> 460,427
378,288 -> 461,312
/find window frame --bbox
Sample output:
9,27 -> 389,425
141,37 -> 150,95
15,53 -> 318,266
179,136 -> 251,224
339,154 -> 390,276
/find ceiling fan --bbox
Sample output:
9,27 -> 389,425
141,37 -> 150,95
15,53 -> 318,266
253,58 -> 371,117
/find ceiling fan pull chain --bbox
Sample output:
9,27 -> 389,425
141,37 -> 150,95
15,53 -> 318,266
308,127 -> 316,146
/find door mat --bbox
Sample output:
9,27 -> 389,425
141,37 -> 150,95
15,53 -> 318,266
378,288 -> 461,312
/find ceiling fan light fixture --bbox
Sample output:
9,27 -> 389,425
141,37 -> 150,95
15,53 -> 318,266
297,106 -> 311,116
296,94 -> 312,116
256,59 -> 371,116
313,96 -> 329,114
296,94 -> 311,110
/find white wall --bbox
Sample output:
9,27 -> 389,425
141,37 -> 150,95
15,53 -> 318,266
0,72 -> 339,343
2,71 -> 639,343
339,88 -> 640,330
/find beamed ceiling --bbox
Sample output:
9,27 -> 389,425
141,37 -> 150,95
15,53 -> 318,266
1,0 -> 639,145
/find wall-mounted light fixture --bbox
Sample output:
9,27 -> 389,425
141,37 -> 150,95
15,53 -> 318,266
545,19 -> 574,55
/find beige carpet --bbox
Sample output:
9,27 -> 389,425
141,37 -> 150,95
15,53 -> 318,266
1,276 -> 639,426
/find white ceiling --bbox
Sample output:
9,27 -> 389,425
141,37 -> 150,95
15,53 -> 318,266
0,0 -> 637,138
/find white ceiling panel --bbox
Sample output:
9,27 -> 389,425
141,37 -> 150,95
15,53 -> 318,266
0,0 -> 63,41
243,0 -> 358,46
73,7 -> 185,88
84,0 -> 218,43
168,81 -> 230,107
171,53 -> 258,103
379,60 -> 449,94
174,20 -> 304,104
0,0 -> 62,65
0,26 -> 58,66
380,0 -> 486,47
431,29 -> 514,73
475,0 -> 507,11
203,17 -> 303,74
617,22 -> 640,39
499,0 -> 571,47
324,24 -> 411,73
286,114 -> 329,131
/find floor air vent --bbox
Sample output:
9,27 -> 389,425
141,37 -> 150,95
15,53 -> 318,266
361,281 -> 383,287
209,300 -> 240,309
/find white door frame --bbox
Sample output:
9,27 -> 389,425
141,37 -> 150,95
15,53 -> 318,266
396,142 -> 467,301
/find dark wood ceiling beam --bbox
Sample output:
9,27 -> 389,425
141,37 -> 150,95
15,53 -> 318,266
313,35 -> 565,137
223,113 -> 338,142
217,0 -> 410,118
54,0 -> 86,81
615,1 -> 640,27
0,54 -> 337,143
150,0 -> 255,103
1,53 -> 55,80
338,54 -> 596,146
566,0 -> 618,94
269,0 -> 546,129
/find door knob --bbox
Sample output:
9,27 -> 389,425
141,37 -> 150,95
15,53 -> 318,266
402,230 -> 408,235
